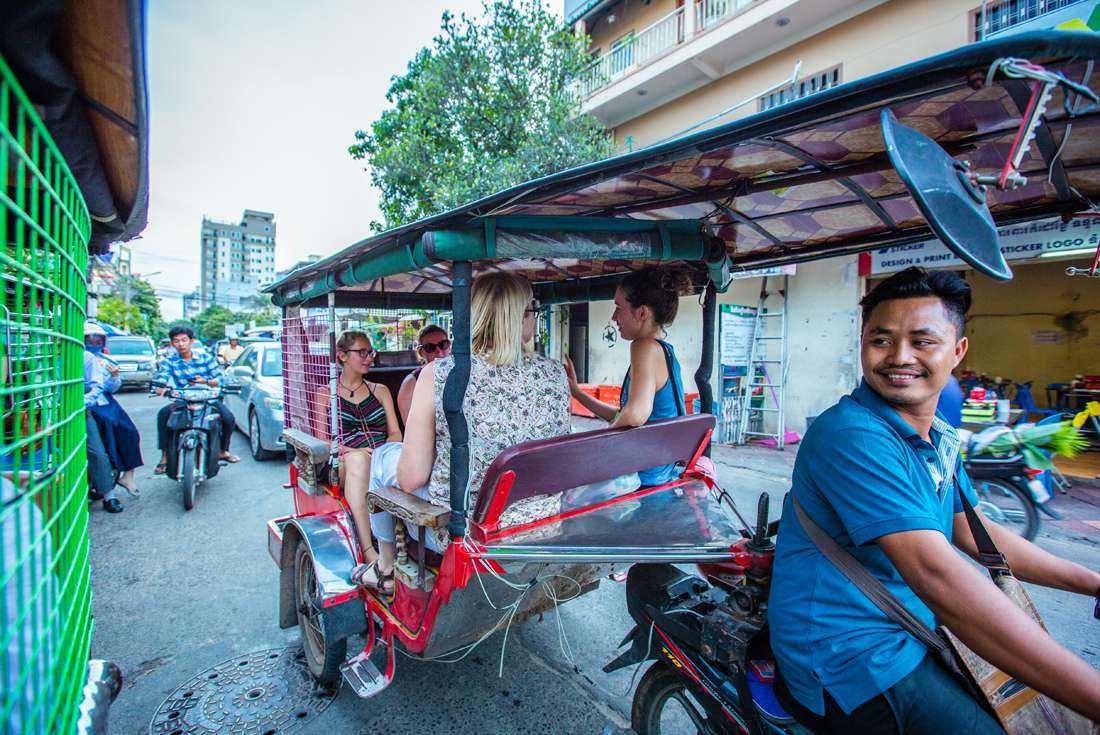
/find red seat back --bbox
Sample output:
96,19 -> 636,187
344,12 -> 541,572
471,413 -> 715,526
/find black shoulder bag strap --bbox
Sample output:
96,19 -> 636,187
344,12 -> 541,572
957,490 -> 1012,579
790,495 -> 970,680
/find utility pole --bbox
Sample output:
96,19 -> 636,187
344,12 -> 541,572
118,244 -> 133,329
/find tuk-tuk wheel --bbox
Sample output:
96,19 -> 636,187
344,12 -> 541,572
631,662 -> 712,735
294,543 -> 347,685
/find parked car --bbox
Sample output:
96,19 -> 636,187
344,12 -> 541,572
223,341 -> 284,460
105,335 -> 157,390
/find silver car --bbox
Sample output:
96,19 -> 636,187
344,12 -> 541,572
223,341 -> 285,461
105,335 -> 157,389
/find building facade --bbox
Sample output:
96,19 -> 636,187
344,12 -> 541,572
199,209 -> 278,311
563,0 -> 1100,433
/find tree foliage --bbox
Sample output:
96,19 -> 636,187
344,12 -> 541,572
192,305 -> 236,343
349,0 -> 612,231
103,276 -> 165,337
97,297 -> 142,332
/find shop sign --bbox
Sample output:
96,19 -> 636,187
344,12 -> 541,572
860,216 -> 1100,275
720,304 -> 757,366
730,264 -> 796,280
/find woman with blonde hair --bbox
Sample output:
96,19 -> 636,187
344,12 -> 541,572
363,271 -> 570,586
311,330 -> 401,591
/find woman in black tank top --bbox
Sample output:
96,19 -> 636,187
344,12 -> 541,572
312,331 -> 401,591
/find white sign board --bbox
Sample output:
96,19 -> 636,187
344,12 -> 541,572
720,304 -> 757,366
731,264 -> 796,280
865,216 -> 1100,275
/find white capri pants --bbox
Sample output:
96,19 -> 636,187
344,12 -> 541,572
367,441 -> 444,553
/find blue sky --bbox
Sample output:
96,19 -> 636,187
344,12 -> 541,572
137,1 -> 491,318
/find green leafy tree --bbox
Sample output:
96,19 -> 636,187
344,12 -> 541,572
106,276 -> 164,336
192,305 -> 236,343
97,297 -> 141,331
349,0 -> 611,230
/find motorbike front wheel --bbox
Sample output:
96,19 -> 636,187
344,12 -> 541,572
974,478 -> 1039,541
181,446 -> 197,511
632,662 -> 719,735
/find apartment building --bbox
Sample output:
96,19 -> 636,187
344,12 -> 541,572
563,0 -> 1100,432
199,209 -> 278,312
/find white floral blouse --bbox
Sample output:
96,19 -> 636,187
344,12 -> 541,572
428,352 -> 571,546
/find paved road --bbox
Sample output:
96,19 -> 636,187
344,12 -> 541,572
91,392 -> 1099,734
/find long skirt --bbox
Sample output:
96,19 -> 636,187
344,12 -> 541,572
89,394 -> 143,472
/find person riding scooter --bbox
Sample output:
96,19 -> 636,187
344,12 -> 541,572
152,325 -> 239,474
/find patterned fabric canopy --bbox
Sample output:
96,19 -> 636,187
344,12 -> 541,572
272,32 -> 1100,303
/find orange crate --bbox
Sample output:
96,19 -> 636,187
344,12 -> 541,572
598,384 -> 622,406
572,384 -> 599,417
684,392 -> 700,414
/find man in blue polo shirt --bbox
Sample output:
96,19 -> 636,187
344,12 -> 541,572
770,267 -> 1100,733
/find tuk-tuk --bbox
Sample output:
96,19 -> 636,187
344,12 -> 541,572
263,31 -> 1100,709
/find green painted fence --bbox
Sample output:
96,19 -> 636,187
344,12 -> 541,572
0,53 -> 93,733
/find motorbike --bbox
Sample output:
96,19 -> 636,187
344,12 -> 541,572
605,494 -> 808,735
963,454 -> 1053,542
155,381 -> 240,510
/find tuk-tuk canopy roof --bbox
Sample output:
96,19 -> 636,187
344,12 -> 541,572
270,31 -> 1100,309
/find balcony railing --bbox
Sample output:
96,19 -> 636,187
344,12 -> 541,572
577,0 -> 760,99
696,0 -> 757,32
974,0 -> 1090,39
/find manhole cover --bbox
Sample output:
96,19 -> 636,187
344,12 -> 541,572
150,647 -> 338,734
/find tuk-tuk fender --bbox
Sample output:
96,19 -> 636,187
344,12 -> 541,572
277,514 -> 366,640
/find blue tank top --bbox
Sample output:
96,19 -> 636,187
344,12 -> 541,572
621,340 -> 685,486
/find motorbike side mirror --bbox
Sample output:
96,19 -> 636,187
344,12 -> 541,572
234,366 -> 254,380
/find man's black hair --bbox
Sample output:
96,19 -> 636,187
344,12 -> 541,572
168,325 -> 195,340
860,267 -> 971,338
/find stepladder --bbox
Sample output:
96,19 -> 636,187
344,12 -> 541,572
735,275 -> 789,449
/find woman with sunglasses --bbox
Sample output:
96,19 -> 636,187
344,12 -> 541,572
312,330 -> 402,591
396,324 -> 450,424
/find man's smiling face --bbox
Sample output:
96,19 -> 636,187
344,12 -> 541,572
861,296 -> 967,410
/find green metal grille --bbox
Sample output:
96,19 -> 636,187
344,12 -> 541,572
0,54 -> 93,733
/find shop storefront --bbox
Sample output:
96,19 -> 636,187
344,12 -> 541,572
861,216 -> 1100,411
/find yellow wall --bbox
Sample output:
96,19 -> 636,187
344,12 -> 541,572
607,0 -> 976,148
963,259 -> 1100,407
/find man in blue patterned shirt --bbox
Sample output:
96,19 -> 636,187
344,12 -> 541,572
152,325 -> 238,473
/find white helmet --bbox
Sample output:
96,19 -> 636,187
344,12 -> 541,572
84,321 -> 107,337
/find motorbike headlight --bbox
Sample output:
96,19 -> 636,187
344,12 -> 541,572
263,396 -> 284,412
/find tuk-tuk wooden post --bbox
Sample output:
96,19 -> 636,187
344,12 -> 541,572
444,260 -> 473,540
695,282 -> 716,457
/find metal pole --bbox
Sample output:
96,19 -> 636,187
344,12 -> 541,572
694,282 -> 716,457
328,292 -> 339,471
444,261 -> 472,540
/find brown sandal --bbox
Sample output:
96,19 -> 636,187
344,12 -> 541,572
350,560 -> 393,594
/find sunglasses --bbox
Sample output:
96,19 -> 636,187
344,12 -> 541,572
419,338 -> 451,354
345,347 -> 376,359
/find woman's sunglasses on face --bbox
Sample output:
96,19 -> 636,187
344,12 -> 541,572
419,338 -> 451,355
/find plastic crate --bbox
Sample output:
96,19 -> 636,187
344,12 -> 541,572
597,384 -> 622,405
571,384 -> 600,418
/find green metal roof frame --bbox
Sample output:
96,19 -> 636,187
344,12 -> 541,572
268,30 -> 1100,309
